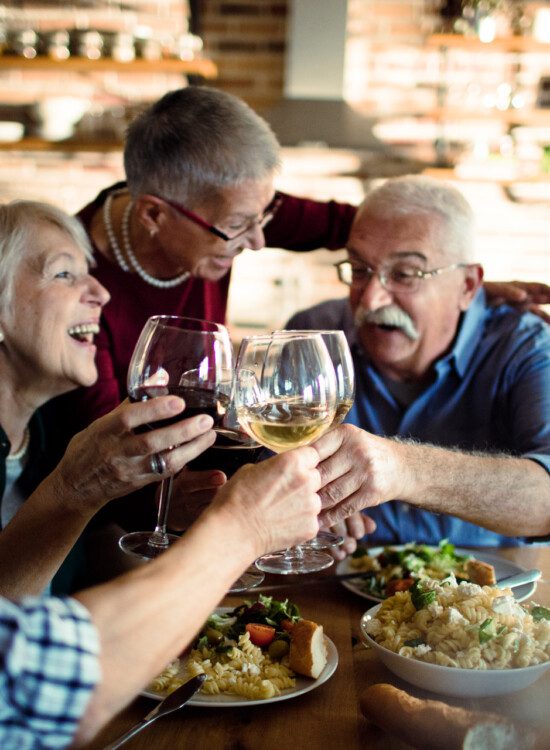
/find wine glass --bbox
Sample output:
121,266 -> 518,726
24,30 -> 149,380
119,315 -> 233,560
279,330 -> 355,551
188,396 -> 266,592
234,332 -> 338,574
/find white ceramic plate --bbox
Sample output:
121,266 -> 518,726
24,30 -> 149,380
336,546 -> 537,603
360,603 -> 550,698
142,610 -> 338,707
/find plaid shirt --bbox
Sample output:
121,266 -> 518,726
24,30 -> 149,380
0,596 -> 100,749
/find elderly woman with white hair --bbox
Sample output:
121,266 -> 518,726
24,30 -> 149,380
0,199 -> 217,598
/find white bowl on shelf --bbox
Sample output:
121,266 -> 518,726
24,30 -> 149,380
0,122 -> 24,143
360,604 -> 550,698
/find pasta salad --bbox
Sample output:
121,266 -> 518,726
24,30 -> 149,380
148,595 -> 304,700
364,576 -> 550,670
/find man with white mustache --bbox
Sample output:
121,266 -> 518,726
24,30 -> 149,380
287,175 -> 550,547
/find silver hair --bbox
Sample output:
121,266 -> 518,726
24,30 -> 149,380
124,86 -> 281,206
0,200 -> 93,309
359,176 -> 476,263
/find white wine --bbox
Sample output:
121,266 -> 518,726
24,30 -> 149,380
239,401 -> 333,453
332,398 -> 354,426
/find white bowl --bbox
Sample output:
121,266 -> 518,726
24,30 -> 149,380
0,121 -> 24,143
360,604 -> 550,698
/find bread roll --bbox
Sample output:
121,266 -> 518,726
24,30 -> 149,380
288,619 -> 327,679
360,684 -> 535,750
466,559 -> 496,586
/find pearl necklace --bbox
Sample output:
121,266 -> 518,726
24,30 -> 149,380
103,190 -> 190,289
7,426 -> 30,462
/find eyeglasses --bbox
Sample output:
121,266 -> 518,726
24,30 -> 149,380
160,192 -> 282,242
335,259 -> 468,294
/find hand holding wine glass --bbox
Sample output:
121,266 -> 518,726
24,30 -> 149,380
119,315 -> 233,560
234,331 -> 337,574
279,329 -> 355,551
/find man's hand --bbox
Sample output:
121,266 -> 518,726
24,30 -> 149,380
312,424 -> 406,527
484,280 -> 550,323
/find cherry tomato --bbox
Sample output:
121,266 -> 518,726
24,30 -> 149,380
245,623 -> 276,647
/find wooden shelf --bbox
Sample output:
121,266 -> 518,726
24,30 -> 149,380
0,137 -> 123,152
426,107 -> 550,126
423,166 -> 550,185
0,56 -> 217,78
427,34 -> 550,53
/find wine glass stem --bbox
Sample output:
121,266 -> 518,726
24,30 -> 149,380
284,545 -> 304,560
149,476 -> 173,548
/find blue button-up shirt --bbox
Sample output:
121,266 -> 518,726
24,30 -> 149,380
287,290 -> 550,546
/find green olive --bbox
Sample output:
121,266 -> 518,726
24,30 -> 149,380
205,627 -> 224,645
267,639 -> 289,661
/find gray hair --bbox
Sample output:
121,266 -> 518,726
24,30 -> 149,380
359,176 -> 476,262
124,86 -> 281,206
0,200 -> 93,309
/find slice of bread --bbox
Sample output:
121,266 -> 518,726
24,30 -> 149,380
288,619 -> 327,679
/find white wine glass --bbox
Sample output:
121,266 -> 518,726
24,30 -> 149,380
119,315 -> 233,560
279,329 -> 355,551
234,332 -> 337,574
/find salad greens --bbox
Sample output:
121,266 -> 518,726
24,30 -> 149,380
195,595 -> 301,653
531,605 -> 550,622
410,580 -> 437,611
349,540 -> 474,599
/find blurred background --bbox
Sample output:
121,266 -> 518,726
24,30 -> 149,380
0,0 -> 549,336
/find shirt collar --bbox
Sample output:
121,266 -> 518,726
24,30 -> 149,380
440,288 -> 488,378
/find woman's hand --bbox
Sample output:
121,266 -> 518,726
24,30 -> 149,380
168,466 -> 227,531
484,280 -> 550,323
205,448 -> 322,558
321,512 -> 377,561
53,396 -> 216,514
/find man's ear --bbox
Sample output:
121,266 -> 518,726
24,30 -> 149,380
459,263 -> 484,311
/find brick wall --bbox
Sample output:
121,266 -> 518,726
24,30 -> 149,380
196,0 -> 288,113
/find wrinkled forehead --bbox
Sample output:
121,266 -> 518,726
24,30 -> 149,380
348,209 -> 450,267
22,221 -> 88,270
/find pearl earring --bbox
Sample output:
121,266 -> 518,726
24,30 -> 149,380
150,227 -> 158,238
0,331 -> 4,343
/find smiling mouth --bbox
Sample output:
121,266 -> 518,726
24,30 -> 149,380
68,323 -> 100,343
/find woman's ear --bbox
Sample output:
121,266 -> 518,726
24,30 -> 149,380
459,264 -> 484,311
133,195 -> 165,237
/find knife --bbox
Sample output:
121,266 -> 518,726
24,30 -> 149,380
254,568 -> 542,593
102,673 -> 206,749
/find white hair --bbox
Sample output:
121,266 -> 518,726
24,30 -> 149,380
359,176 -> 476,263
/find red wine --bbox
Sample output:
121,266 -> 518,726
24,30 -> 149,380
130,385 -> 230,431
188,429 -> 264,477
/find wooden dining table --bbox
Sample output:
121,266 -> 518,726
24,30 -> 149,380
85,545 -> 550,750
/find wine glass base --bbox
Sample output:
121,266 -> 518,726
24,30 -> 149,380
302,531 -> 344,550
119,531 -> 181,560
227,565 -> 265,594
255,549 -> 334,575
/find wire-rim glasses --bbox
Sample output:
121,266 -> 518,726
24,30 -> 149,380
335,259 -> 468,294
160,192 -> 282,242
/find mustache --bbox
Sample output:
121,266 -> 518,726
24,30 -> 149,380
354,304 -> 420,341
